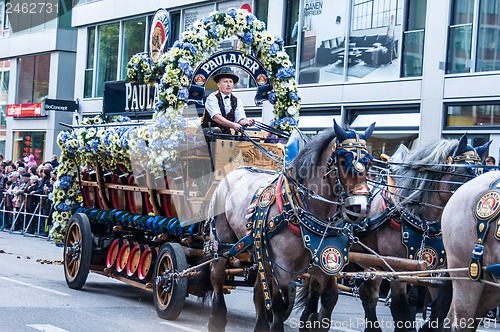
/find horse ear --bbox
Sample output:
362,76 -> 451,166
475,140 -> 492,160
333,119 -> 348,142
364,122 -> 376,140
454,133 -> 468,156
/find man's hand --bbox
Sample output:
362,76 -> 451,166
239,118 -> 255,127
232,122 -> 243,132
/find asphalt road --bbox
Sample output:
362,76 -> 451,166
0,230 -> 498,332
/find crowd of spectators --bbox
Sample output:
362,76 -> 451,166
0,153 -> 59,235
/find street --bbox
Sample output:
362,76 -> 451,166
0,231 -> 498,332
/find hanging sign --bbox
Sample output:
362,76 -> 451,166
149,8 -> 170,63
6,103 -> 45,117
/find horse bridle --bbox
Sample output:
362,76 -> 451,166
324,132 -> 373,223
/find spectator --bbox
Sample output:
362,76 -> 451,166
26,154 -> 37,168
0,168 -> 6,193
25,175 -> 40,234
50,155 -> 59,169
5,172 -> 20,230
485,156 -> 496,166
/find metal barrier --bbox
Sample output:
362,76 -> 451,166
0,192 -> 52,238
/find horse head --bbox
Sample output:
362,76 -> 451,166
451,133 -> 492,176
331,120 -> 375,224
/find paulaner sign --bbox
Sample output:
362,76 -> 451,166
103,81 -> 159,116
189,50 -> 272,106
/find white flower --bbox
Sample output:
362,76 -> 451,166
287,106 -> 298,116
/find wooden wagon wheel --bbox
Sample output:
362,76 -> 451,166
153,243 -> 188,320
64,213 -> 93,290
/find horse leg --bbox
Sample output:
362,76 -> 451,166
315,275 -> 338,332
253,279 -> 270,332
445,280 -> 484,332
390,281 -> 416,332
419,280 -> 452,331
269,284 -> 289,332
208,257 -> 229,332
359,278 -> 383,332
299,278 -> 320,332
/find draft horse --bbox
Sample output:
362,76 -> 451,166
353,135 -> 490,332
441,170 -> 500,331
298,134 -> 490,332
206,121 -> 375,332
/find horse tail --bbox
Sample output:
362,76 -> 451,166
295,277 -> 312,309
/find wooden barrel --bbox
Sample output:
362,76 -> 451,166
105,238 -> 122,269
137,245 -> 157,281
115,240 -> 131,273
126,243 -> 144,277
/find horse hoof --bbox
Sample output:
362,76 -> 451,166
207,320 -> 225,332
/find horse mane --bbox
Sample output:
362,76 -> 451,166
290,129 -> 336,184
392,138 -> 466,214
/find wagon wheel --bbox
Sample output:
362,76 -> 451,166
153,243 -> 188,320
64,213 -> 93,290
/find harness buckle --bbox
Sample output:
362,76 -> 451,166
472,243 -> 484,258
403,231 -> 409,240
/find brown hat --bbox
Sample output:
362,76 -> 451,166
213,67 -> 239,84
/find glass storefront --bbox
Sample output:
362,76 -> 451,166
13,131 -> 45,165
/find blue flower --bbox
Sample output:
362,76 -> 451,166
56,203 -> 70,212
156,116 -> 170,129
174,115 -> 187,129
268,91 -> 276,105
242,32 -> 254,45
246,14 -> 256,24
178,87 -> 189,100
269,43 -> 280,55
202,16 -> 214,25
288,91 -> 299,102
227,8 -> 237,17
59,175 -> 72,190
276,67 -> 296,79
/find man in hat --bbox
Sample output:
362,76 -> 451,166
201,68 -> 254,134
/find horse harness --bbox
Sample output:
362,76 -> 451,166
205,132 -> 372,310
469,176 -> 500,281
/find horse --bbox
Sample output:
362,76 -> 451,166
297,134 -> 490,332
352,135 -> 491,332
441,170 -> 500,331
205,121 -> 375,332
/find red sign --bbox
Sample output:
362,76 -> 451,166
6,103 -> 45,117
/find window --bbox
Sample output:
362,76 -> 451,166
401,0 -> 426,77
1,70 -> 8,92
18,54 -> 50,103
120,17 -> 147,80
476,0 -> 500,72
84,27 -> 95,98
96,22 -> 119,97
283,0 -> 300,67
2,0 -> 10,33
352,0 -> 403,31
446,0 -> 474,74
85,16 -> 149,98
446,103 -> 500,127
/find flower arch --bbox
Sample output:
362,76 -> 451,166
49,8 -> 300,244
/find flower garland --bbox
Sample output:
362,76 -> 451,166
50,8 -> 301,244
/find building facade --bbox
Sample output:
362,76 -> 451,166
1,0 -> 500,162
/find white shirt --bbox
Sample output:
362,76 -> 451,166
205,92 -> 247,123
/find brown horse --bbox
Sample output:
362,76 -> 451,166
206,121 -> 375,332
352,135 -> 490,332
441,170 -> 500,331
298,134 -> 490,332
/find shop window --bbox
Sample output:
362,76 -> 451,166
13,131 -> 45,165
352,0 -> 403,31
446,103 -> 500,127
1,70 -> 8,92
18,54 -> 50,103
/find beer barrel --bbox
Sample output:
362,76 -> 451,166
115,240 -> 131,273
137,245 -> 157,281
105,238 -> 122,269
126,243 -> 144,277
